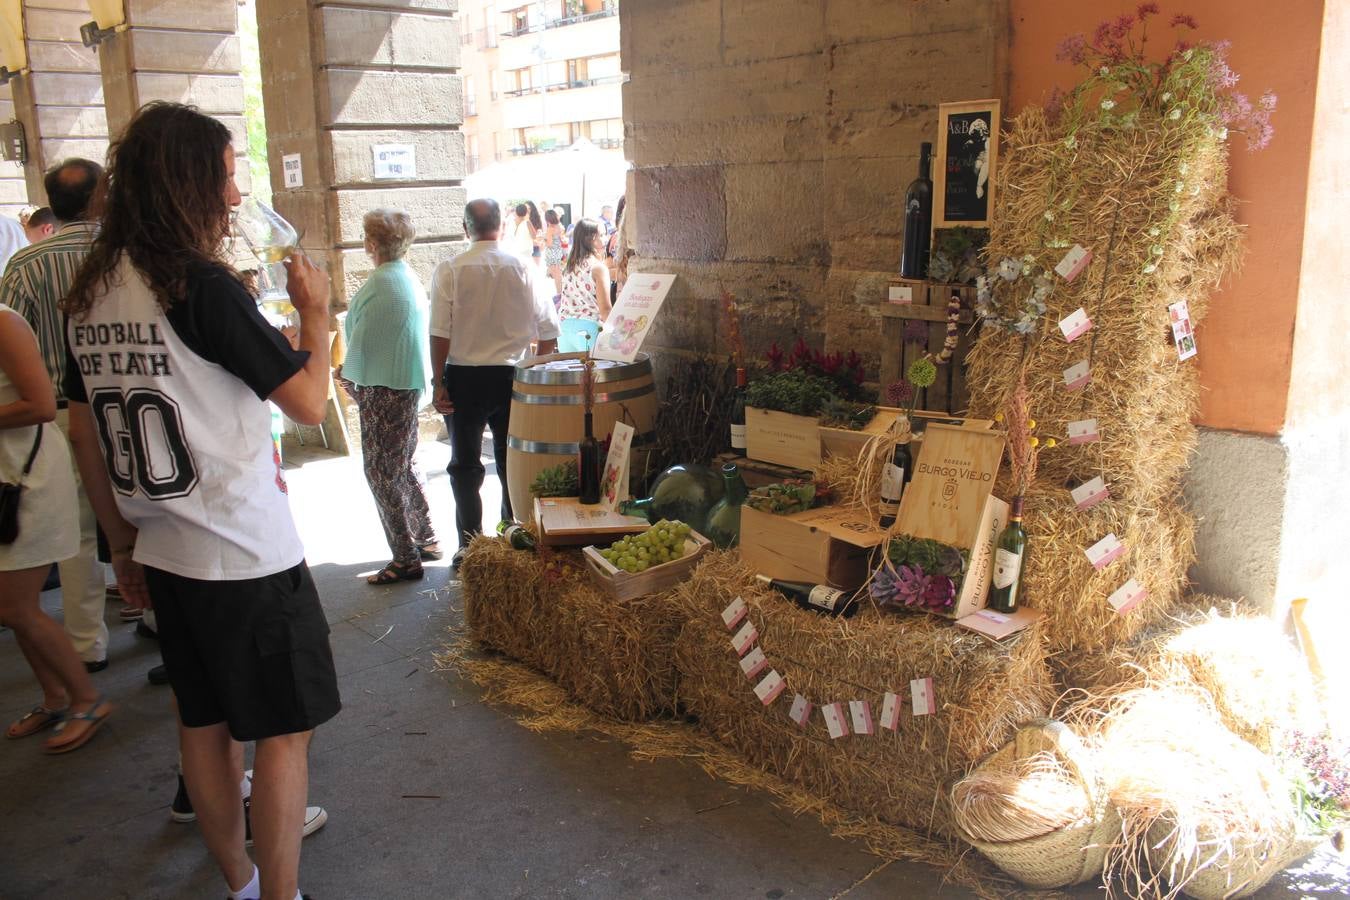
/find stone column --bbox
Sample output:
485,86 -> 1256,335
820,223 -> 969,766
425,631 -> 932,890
255,0 -> 465,301
8,0 -> 110,202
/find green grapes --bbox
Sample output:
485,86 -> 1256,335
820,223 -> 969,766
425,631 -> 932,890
599,519 -> 693,574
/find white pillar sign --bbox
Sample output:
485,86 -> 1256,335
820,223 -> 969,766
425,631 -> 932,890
373,144 -> 416,180
282,154 -> 303,189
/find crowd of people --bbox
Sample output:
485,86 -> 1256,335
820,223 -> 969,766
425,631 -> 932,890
0,99 -> 635,899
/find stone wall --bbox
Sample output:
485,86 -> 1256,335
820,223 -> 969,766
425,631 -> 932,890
0,84 -> 27,218
620,0 -> 1009,372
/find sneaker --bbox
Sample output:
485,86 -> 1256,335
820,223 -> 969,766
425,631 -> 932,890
171,773 -> 196,823
242,796 -> 328,847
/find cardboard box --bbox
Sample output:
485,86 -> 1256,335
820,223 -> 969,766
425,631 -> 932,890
745,407 -> 822,470
894,422 -> 1008,618
739,504 -> 888,591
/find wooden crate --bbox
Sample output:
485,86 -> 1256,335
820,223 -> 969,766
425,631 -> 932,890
880,278 -> 979,414
819,409 -> 901,461
534,497 -> 650,547
712,453 -> 813,489
744,407 -> 821,470
583,530 -> 713,601
739,505 -> 887,591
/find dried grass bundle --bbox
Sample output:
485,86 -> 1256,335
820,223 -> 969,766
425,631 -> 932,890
951,750 -> 1090,843
818,425 -> 906,522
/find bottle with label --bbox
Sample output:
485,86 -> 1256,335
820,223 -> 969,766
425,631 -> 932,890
987,496 -> 1026,613
705,463 -> 748,549
755,574 -> 860,618
496,520 -> 537,551
729,367 -> 748,453
578,411 -> 601,505
877,437 -> 913,528
899,141 -> 933,279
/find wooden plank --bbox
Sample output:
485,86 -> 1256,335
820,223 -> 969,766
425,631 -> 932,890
878,304 -> 975,324
894,423 -> 1006,547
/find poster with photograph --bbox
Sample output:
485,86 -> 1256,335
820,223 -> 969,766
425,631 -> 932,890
591,274 -> 677,363
934,100 -> 1001,230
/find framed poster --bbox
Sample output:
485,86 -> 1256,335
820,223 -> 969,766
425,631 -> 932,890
934,99 -> 1001,230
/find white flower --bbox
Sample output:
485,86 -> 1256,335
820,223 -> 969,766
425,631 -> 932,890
1179,162 -> 1189,175
1143,263 -> 1157,274
1175,181 -> 1185,193
1183,48 -> 1194,60
1218,126 -> 1229,140
1064,134 -> 1078,149
1021,263 -> 1033,276
1044,210 -> 1055,221
1169,199 -> 1181,212
1161,92 -> 1172,103
1023,253 -> 1036,263
1100,66 -> 1111,76
1148,227 -> 1161,237
1152,245 -> 1164,256
1101,99 -> 1116,111
1169,107 -> 1182,120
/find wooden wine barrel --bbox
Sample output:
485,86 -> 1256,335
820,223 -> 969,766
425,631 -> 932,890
506,352 -> 658,525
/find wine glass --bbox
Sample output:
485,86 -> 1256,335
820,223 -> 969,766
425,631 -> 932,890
234,198 -> 301,317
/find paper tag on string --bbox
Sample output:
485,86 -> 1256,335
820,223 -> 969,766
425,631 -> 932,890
910,678 -> 936,716
1107,578 -> 1148,614
849,700 -> 875,736
1071,476 -> 1109,511
1067,418 -> 1101,445
789,694 -> 813,728
1169,300 -> 1197,361
753,670 -> 786,705
822,702 -> 850,739
1063,360 -> 1091,391
880,692 -> 902,731
888,284 -> 913,304
1085,533 -> 1126,570
1058,308 -> 1094,342
730,621 -> 757,657
1055,244 -> 1092,282
739,646 -> 768,679
721,597 -> 748,631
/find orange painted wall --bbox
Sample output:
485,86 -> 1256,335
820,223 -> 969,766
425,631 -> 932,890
1007,0 -> 1324,435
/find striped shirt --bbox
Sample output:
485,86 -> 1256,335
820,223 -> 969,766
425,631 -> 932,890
0,222 -> 96,401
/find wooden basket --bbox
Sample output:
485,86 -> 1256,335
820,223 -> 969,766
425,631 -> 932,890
953,720 -> 1122,889
582,530 -> 712,601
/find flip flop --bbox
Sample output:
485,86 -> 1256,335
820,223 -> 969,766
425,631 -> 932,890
6,705 -> 67,739
43,698 -> 112,754
366,561 -> 424,585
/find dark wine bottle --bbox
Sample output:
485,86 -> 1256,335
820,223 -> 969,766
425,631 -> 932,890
496,520 -> 537,551
987,496 -> 1026,613
578,412 -> 601,505
899,142 -> 933,279
755,574 -> 860,618
878,438 -> 913,528
729,367 -> 748,453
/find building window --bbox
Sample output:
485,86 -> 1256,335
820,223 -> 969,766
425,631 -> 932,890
463,76 -> 477,117
467,134 -> 480,173
489,70 -> 500,101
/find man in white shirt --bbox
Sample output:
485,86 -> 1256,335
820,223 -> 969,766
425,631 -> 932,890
0,215 -> 29,274
429,199 -> 560,568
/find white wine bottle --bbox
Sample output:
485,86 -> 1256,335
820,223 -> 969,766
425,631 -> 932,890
987,496 -> 1026,613
755,574 -> 859,618
878,438 -> 912,528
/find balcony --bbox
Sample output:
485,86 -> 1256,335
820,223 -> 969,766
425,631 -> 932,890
500,4 -> 617,39
502,80 -> 623,130
498,8 -> 620,69
474,28 -> 498,50
465,97 -> 478,117
507,138 -> 623,157
502,74 -> 624,98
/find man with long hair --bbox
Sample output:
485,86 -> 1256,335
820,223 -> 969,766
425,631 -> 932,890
61,102 -> 340,900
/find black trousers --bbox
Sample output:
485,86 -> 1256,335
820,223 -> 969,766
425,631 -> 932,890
443,364 -> 514,547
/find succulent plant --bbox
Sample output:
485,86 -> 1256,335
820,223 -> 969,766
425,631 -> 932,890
529,459 -> 579,498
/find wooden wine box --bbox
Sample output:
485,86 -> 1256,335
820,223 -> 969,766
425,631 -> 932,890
744,407 -> 822,470
818,409 -> 901,461
894,423 -> 1009,618
739,505 -> 888,591
533,497 -> 649,547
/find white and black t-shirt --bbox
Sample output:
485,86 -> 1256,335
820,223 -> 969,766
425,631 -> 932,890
64,255 -> 308,581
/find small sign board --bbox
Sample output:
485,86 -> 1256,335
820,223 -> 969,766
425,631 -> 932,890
282,153 -> 303,189
372,144 -> 416,180
592,274 -> 677,363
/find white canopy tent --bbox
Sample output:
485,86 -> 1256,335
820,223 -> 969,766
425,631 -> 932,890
464,137 -> 629,223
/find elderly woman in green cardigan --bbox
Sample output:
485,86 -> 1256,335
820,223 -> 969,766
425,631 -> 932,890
337,208 -> 442,584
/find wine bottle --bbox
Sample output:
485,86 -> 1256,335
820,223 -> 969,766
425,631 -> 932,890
496,520 -> 537,551
755,574 -> 860,618
705,463 -> 748,549
729,367 -> 748,453
877,438 -> 913,528
987,496 -> 1026,613
899,142 -> 933,279
578,412 -> 601,505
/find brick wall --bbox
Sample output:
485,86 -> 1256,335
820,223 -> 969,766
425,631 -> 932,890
621,0 -> 1008,373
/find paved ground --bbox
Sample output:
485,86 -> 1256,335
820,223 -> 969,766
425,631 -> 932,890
1,439 -> 1346,899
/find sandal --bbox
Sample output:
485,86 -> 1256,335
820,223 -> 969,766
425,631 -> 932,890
6,705 -> 68,739
43,698 -> 112,754
417,544 -> 444,561
366,561 -> 424,585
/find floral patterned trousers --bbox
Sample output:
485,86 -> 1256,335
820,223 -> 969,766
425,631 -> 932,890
346,383 -> 437,565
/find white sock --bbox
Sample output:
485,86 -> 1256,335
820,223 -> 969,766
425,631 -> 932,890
227,865 -> 260,900
239,774 -> 252,800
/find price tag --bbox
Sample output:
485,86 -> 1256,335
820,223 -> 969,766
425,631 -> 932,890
788,693 -> 813,728
822,702 -> 850,739
1067,418 -> 1101,445
1085,533 -> 1126,570
880,692 -> 901,731
1055,244 -> 1092,282
910,678 -> 936,717
730,621 -> 757,657
721,597 -> 748,630
1063,360 -> 1092,391
739,646 -> 768,679
754,669 -> 786,705
1071,475 -> 1109,511
282,153 -> 303,189
849,700 -> 875,736
1107,577 -> 1148,614
1058,307 -> 1094,342
888,284 -> 913,304
1169,300 -> 1197,361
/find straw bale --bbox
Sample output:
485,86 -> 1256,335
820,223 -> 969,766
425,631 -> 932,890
670,553 -> 1055,838
965,107 -> 1241,504
1015,481 -> 1195,656
459,535 -> 683,720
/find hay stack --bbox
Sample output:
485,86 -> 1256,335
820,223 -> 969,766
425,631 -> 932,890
460,535 -> 683,721
671,553 -> 1055,838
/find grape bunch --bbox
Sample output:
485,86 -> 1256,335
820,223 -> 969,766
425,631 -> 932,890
600,519 -> 692,573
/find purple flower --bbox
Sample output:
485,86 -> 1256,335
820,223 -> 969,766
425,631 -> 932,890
923,575 -> 956,610
1136,2 -> 1159,18
885,380 -> 914,407
1055,33 -> 1088,64
1170,13 -> 1198,29
1110,14 -> 1136,40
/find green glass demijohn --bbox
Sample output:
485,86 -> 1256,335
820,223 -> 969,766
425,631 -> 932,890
618,463 -> 725,533
705,463 -> 748,549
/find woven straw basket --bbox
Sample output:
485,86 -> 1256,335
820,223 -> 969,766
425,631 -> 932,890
953,719 -> 1122,889
1147,821 -> 1323,899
